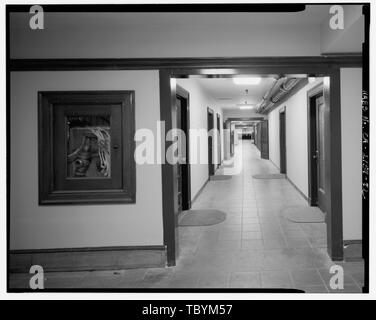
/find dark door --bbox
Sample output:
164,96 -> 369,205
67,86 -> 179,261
279,110 -> 287,173
255,122 -> 262,150
176,91 -> 191,212
216,113 -> 221,168
315,95 -> 326,212
308,92 -> 325,212
260,120 -> 269,159
207,108 -> 215,176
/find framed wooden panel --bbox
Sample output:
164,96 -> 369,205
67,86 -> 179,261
38,91 -> 135,205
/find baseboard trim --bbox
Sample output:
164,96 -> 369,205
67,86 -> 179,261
191,178 -> 210,205
285,176 -> 309,203
9,245 -> 166,273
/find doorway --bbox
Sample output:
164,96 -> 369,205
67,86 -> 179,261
307,83 -> 326,213
279,108 -> 287,174
230,122 -> 235,157
216,113 -> 221,169
207,107 -> 215,176
260,120 -> 269,159
160,63 -> 346,265
176,85 -> 191,212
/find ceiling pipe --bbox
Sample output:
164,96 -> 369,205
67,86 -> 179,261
256,76 -> 283,113
257,77 -> 304,114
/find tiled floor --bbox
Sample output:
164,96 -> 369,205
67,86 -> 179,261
9,140 -> 364,292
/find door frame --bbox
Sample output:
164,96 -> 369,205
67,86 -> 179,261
159,58 -> 355,265
279,107 -> 287,174
307,82 -> 324,207
216,113 -> 221,168
225,117 -> 264,156
207,107 -> 215,177
176,85 -> 191,211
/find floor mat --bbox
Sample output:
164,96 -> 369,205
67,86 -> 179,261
252,174 -> 286,179
210,175 -> 232,181
220,164 -> 234,168
282,206 -> 325,223
179,209 -> 227,226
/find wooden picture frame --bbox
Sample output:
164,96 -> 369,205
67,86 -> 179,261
38,91 -> 136,205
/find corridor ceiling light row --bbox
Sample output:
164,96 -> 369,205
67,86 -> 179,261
232,77 -> 261,85
239,105 -> 255,110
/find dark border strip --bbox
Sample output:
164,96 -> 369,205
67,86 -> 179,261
9,288 -> 304,293
6,1 -> 11,293
9,56 -> 362,71
361,4 -> 370,294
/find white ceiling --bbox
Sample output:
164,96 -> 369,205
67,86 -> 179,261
196,77 -> 277,110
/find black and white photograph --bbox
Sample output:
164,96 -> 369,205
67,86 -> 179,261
2,0 -> 374,304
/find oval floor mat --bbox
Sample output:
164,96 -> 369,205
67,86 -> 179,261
210,175 -> 232,181
282,206 -> 325,223
252,174 -> 286,179
179,209 -> 227,226
220,164 -> 234,168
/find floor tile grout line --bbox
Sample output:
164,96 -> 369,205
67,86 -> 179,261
316,268 -> 330,293
347,272 -> 362,291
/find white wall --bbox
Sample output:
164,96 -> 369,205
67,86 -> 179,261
320,5 -> 364,54
10,12 -> 322,58
10,71 -> 163,250
11,6 -> 365,58
268,79 -> 323,198
340,68 -> 362,241
268,108 -> 282,169
268,73 -> 363,241
176,79 -> 223,200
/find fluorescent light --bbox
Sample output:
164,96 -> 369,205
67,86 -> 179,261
200,69 -> 237,75
233,77 -> 261,85
308,76 -> 316,83
239,106 -> 254,110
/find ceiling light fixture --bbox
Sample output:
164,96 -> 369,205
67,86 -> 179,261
233,77 -> 261,85
237,100 -> 255,109
308,75 -> 316,83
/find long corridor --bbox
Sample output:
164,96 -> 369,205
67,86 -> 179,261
9,141 -> 364,292
174,140 -> 363,292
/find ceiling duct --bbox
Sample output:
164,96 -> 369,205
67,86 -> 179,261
256,77 -> 306,114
